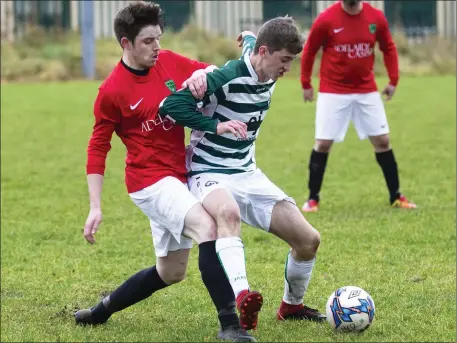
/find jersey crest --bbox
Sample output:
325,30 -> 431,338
165,79 -> 176,92
369,24 -> 377,34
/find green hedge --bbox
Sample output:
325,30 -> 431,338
1,25 -> 455,82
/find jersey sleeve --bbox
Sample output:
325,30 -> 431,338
86,89 -> 121,175
240,34 -> 256,59
300,14 -> 329,89
376,12 -> 399,86
158,63 -> 238,133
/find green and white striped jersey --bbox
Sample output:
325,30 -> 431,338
158,35 -> 278,176
187,35 -> 276,176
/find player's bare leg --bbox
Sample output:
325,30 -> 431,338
269,200 -> 326,322
202,188 -> 263,331
370,134 -> 416,209
302,139 -> 333,213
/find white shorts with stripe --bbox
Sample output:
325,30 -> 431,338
129,176 -> 199,257
188,168 -> 295,232
315,91 -> 389,142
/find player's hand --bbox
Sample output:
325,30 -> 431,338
217,120 -> 248,139
182,69 -> 207,99
83,208 -> 102,244
236,31 -> 256,47
382,84 -> 396,101
303,88 -> 314,102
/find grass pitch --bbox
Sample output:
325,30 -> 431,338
1,76 -> 455,342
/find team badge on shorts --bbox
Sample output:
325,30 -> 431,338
165,80 -> 176,92
369,24 -> 376,34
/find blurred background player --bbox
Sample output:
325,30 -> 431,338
75,2 -> 255,341
300,0 -> 416,212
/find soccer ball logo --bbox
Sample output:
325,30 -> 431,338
326,286 -> 375,332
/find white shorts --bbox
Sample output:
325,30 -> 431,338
315,92 -> 389,142
188,169 -> 295,231
129,177 -> 199,257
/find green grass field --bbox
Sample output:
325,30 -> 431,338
1,76 -> 456,342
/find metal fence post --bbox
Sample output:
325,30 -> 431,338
81,0 -> 95,79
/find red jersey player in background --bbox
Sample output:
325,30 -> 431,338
74,2 -> 256,342
300,0 -> 416,212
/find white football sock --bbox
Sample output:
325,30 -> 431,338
216,236 -> 249,298
283,250 -> 315,305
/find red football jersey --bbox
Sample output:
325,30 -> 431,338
301,1 -> 399,94
86,50 -> 209,193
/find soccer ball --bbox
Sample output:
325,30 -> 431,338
326,286 -> 375,332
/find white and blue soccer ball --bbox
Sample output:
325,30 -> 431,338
326,286 -> 375,332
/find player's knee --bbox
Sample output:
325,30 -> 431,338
164,269 -> 187,285
375,139 -> 390,151
315,140 -> 332,153
158,262 -> 188,285
295,228 -> 321,257
309,229 -> 321,252
371,134 -> 390,151
215,202 -> 241,236
197,215 -> 218,243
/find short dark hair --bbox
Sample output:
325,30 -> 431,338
113,1 -> 164,45
254,16 -> 304,55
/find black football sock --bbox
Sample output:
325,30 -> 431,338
375,149 -> 401,204
308,150 -> 329,202
90,265 -> 168,323
199,241 -> 239,331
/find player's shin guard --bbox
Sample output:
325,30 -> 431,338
199,241 -> 240,331
216,237 -> 262,330
283,251 -> 315,305
278,251 -> 325,322
215,237 -> 249,297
